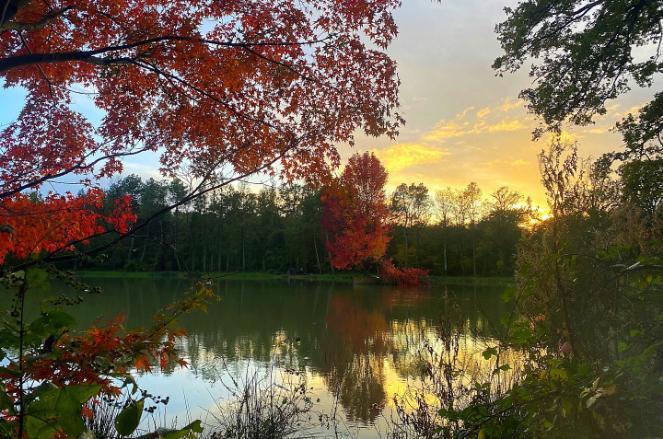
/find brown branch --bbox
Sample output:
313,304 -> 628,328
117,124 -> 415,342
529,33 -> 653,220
0,0 -> 28,27
0,5 -> 73,31
131,58 -> 282,133
0,145 -> 150,199
0,34 -> 332,73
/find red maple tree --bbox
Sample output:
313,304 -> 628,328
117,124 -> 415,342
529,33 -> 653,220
322,152 -> 391,270
0,1 -> 403,436
1,0 -> 402,264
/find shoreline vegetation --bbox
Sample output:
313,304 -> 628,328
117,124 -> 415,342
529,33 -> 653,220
74,270 -> 514,286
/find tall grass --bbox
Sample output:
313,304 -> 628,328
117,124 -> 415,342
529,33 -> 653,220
206,367 -> 314,439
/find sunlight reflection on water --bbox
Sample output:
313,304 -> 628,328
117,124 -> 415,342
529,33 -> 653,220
57,277 -> 515,437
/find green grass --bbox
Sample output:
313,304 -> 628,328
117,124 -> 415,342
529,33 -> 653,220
75,270 -> 512,286
209,271 -> 355,283
429,275 -> 514,286
75,270 -> 188,279
75,270 -> 356,283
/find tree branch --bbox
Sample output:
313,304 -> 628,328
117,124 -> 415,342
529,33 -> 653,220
0,34 -> 332,73
0,6 -> 74,31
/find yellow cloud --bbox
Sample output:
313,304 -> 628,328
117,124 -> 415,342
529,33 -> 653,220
500,98 -> 525,113
352,93 -> 623,208
422,106 -> 530,142
476,107 -> 491,119
422,121 -> 473,141
487,119 -> 526,132
583,127 -> 609,135
373,143 -> 448,172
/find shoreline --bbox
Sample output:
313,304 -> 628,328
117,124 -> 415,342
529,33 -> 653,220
73,270 -> 514,286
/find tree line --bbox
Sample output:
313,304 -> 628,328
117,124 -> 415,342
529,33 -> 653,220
66,174 -> 530,277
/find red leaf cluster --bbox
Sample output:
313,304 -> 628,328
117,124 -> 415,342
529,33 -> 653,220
0,190 -> 136,264
322,152 -> 391,270
1,0 -> 402,191
0,315 -> 184,398
378,258 -> 429,287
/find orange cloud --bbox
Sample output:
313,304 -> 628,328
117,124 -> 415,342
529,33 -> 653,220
373,143 -> 448,173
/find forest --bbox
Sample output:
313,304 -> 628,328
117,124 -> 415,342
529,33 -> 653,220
65,174 -> 528,277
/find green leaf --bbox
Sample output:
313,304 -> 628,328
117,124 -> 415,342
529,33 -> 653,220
617,341 -> 629,353
0,384 -> 12,414
26,384 -> 100,439
500,287 -> 515,303
550,368 -> 568,381
115,399 -> 144,436
0,367 -> 21,378
161,420 -> 204,439
29,311 -> 75,336
26,268 -> 50,295
0,328 -> 18,348
482,346 -> 498,360
493,364 -> 512,374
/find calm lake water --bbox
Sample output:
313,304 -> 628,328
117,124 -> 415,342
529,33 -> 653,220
42,276 -> 513,437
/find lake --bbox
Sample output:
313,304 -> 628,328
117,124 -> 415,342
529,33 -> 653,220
43,276 -> 513,437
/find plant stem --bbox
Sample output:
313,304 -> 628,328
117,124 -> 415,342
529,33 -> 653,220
17,274 -> 27,439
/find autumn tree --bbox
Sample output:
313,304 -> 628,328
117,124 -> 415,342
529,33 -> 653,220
435,187 -> 456,229
0,0 -> 402,264
390,183 -> 431,265
490,186 -> 522,214
0,1 -> 403,436
322,152 -> 391,270
462,182 -> 483,226
434,187 -> 456,274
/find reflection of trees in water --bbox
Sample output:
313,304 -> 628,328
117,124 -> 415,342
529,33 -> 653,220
57,278 -> 511,423
389,319 -> 436,378
325,354 -> 387,422
321,294 -> 392,422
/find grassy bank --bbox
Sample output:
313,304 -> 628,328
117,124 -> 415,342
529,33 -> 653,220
75,270 -> 356,283
74,270 -> 513,285
428,275 -> 514,286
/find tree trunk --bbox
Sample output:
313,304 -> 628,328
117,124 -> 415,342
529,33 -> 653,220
241,228 -> 246,271
403,228 -> 409,266
125,236 -> 135,269
313,235 -> 322,274
472,243 -> 477,277
204,245 -> 208,272
324,230 -> 335,273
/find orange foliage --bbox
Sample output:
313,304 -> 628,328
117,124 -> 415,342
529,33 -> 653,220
0,190 -> 135,263
325,295 -> 389,352
378,258 -> 429,287
1,0 -> 402,191
322,152 -> 391,270
2,315 -> 182,396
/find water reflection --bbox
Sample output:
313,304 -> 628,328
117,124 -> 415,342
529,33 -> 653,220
33,277 -> 512,431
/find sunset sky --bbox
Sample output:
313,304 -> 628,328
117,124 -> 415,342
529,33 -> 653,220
348,0 -> 653,209
0,0 -> 653,209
